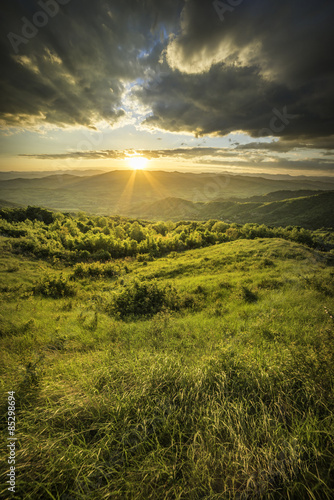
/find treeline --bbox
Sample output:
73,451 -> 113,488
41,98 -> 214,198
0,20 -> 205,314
0,206 -> 332,262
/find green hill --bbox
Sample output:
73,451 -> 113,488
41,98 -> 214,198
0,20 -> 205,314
0,199 -> 23,208
0,209 -> 334,498
133,191 -> 334,229
1,170 -> 334,216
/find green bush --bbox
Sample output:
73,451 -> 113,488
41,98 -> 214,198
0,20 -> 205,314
261,258 -> 275,267
72,262 -> 119,279
106,280 -> 180,319
34,273 -> 76,298
237,286 -> 258,303
11,238 -> 38,253
137,253 -> 154,262
77,250 -> 90,261
179,293 -> 199,310
92,249 -> 112,261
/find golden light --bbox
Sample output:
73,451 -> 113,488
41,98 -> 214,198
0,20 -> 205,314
127,156 -> 148,170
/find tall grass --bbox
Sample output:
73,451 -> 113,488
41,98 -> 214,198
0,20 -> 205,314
1,236 -> 333,499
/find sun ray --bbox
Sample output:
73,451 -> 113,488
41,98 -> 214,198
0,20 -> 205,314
127,156 -> 148,170
140,170 -> 171,199
114,170 -> 137,211
116,164 -> 173,212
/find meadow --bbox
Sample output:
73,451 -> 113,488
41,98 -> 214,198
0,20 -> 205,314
0,207 -> 334,499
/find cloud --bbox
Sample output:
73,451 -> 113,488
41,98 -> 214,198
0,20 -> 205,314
19,147 -> 221,160
19,145 -> 334,174
136,58 -> 334,141
135,0 -> 334,142
19,146 -> 254,161
237,137 -> 334,153
135,64 -> 289,137
19,150 -> 126,160
1,0 -> 334,150
0,0 -> 182,129
165,0 -> 334,85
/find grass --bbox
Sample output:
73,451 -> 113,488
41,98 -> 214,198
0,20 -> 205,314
1,234 -> 334,499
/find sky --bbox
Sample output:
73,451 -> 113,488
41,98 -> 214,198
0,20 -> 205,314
1,0 -> 334,176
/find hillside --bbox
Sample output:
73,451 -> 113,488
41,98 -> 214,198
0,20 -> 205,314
0,209 -> 334,498
132,191 -> 334,229
0,199 -> 23,209
1,170 -> 334,216
0,170 -> 107,181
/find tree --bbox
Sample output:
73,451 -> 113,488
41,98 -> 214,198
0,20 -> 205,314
130,222 -> 145,243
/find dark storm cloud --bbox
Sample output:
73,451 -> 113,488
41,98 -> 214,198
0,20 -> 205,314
237,137 -> 334,153
166,0 -> 334,85
136,64 -> 300,138
1,0 -> 333,145
137,0 -> 334,141
0,0 -> 182,128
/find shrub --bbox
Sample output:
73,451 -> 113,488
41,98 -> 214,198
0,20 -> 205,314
107,280 -> 180,319
34,273 -> 76,298
103,262 -> 119,278
11,238 -> 38,254
77,250 -> 90,261
72,262 -> 119,279
237,286 -> 258,303
92,249 -> 112,261
179,293 -> 198,310
137,253 -> 154,262
261,258 -> 275,267
193,285 -> 207,295
0,221 -> 28,238
168,252 -> 178,259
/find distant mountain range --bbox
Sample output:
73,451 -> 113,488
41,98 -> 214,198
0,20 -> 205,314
0,170 -> 333,228
1,169 -> 333,183
0,169 -> 107,180
130,191 -> 334,229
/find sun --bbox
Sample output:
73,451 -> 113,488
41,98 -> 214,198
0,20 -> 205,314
128,156 -> 148,170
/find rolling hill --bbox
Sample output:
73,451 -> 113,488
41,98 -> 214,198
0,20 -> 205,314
1,170 -> 334,216
128,190 -> 334,229
1,214 -> 334,498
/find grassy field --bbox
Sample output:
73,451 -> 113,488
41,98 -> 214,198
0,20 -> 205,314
1,219 -> 334,498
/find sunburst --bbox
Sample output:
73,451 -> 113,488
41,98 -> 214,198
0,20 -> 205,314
127,156 -> 148,170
